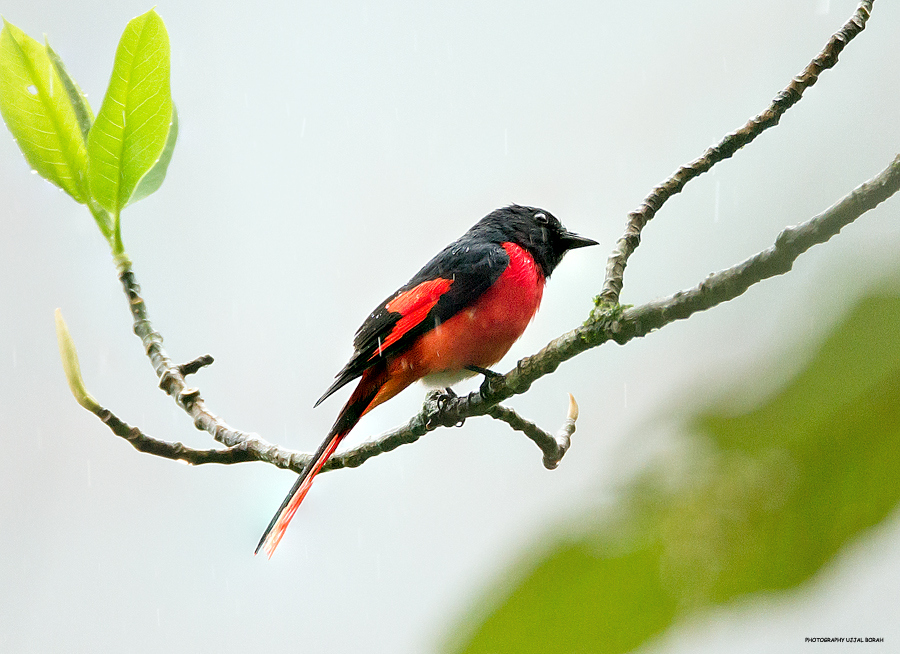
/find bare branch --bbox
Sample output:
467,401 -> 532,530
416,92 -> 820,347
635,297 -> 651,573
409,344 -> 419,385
95,406 -> 256,465
618,153 -> 900,337
75,2 -> 893,480
112,269 -> 319,471
178,354 -> 215,377
487,395 -> 579,470
92,154 -> 900,474
599,0 -> 875,305
321,153 -> 900,472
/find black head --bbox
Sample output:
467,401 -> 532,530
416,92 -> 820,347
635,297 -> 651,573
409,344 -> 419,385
472,204 -> 598,277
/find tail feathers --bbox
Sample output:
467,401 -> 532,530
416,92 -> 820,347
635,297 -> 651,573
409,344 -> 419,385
315,370 -> 355,408
255,363 -> 389,559
255,432 -> 343,558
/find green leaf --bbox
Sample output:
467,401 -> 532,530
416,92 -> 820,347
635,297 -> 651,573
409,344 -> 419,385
45,41 -> 93,140
87,8 -> 173,215
0,19 -> 90,203
448,289 -> 900,654
127,102 -> 178,206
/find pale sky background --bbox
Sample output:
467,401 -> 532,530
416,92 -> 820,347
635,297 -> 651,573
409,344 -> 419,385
2,1 -> 900,652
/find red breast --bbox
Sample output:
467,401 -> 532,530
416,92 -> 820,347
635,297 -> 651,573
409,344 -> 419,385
362,242 -> 545,413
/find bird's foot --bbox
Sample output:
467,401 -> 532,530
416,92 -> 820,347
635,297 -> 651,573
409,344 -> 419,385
466,365 -> 504,396
426,387 -> 465,429
433,386 -> 458,409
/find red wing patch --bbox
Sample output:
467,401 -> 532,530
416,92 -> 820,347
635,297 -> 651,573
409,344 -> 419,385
374,277 -> 454,356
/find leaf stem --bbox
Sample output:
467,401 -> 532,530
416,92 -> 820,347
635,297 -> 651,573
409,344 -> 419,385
87,201 -> 113,242
111,210 -> 125,258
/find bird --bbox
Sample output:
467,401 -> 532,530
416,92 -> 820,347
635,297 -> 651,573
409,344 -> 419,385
255,204 -> 598,557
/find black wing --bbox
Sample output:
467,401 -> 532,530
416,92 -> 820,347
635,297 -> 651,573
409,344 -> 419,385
315,239 -> 509,406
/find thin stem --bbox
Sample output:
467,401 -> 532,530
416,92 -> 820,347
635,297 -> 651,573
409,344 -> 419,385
72,0 -> 892,480
599,0 -> 875,305
90,154 -> 900,475
111,210 -> 125,258
322,153 -> 900,472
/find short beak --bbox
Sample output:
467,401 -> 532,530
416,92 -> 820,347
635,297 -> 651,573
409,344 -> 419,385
560,230 -> 599,251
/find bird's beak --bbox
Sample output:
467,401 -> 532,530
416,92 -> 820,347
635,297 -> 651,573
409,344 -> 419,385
560,230 -> 599,251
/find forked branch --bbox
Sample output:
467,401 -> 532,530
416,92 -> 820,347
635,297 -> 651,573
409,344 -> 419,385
599,0 -> 874,305
69,154 -> 900,472
54,0 -> 894,477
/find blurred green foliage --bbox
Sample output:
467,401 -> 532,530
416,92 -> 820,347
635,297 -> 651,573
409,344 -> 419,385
449,289 -> 900,653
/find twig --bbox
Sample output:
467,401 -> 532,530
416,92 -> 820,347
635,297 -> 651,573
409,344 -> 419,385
616,153 -> 900,337
320,153 -> 900,472
487,394 -> 579,470
178,354 -> 214,377
93,154 -> 900,474
599,0 -> 875,305
112,243 -> 582,474
81,2 -> 891,478
55,308 -> 255,465
95,406 -> 256,465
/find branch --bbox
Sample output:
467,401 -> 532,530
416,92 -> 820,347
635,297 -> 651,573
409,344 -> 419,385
617,153 -> 900,337
94,406 -> 256,466
56,308 -> 254,465
66,1 -> 892,478
487,395 -> 579,470
321,153 -> 900,471
112,231 -> 586,473
116,265 -> 311,471
90,153 -> 898,474
599,0 -> 875,305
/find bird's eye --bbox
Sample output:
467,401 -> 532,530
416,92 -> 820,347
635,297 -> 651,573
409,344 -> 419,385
534,212 -> 548,224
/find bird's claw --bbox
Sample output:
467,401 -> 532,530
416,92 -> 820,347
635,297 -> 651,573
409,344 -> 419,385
434,386 -> 458,410
466,365 -> 504,396
425,387 -> 465,429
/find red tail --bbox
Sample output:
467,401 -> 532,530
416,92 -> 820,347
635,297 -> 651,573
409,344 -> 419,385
254,428 -> 345,558
255,364 -> 389,558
